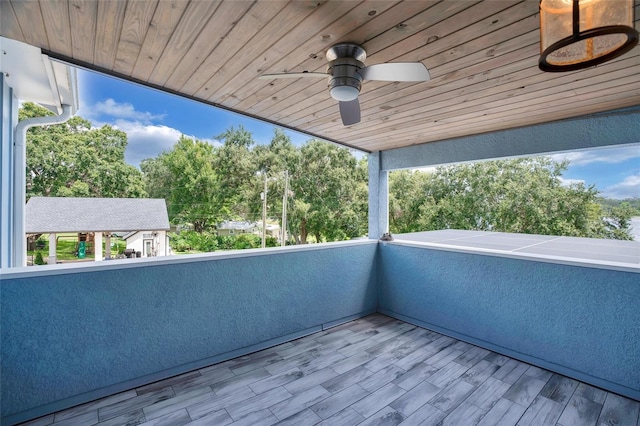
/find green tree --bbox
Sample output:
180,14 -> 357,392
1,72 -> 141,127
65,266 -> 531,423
142,127 -> 368,245
143,128 -> 258,235
389,157 -> 633,240
152,136 -> 220,232
604,202 -> 636,240
214,126 -> 258,220
140,156 -> 172,201
389,170 -> 430,234
22,102 -> 146,199
250,129 -> 301,242
254,129 -> 299,174
598,197 -> 640,215
289,140 -> 367,243
34,251 -> 45,265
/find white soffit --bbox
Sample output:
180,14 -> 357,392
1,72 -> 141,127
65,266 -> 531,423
0,36 -> 77,114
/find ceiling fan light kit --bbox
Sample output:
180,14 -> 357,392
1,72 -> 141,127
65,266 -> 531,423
330,85 -> 360,102
539,0 -> 639,72
259,43 -> 430,125
327,44 -> 366,102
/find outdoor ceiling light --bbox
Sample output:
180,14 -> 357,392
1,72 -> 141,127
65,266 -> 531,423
330,85 -> 360,102
539,0 -> 639,72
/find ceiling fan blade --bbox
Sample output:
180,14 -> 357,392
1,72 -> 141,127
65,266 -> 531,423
258,72 -> 327,80
339,99 -> 360,126
359,63 -> 430,82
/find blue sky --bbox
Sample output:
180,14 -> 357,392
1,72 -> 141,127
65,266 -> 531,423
77,70 -> 316,166
77,69 -> 639,200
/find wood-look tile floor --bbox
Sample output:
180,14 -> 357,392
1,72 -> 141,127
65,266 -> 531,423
22,315 -> 640,426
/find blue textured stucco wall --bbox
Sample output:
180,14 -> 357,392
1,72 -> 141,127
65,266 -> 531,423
3,240 -> 639,424
1,243 -> 378,423
377,243 -> 640,400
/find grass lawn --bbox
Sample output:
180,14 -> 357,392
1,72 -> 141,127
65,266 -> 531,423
29,233 -> 126,265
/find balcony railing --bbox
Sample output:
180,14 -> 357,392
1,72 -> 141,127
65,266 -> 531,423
1,235 -> 638,425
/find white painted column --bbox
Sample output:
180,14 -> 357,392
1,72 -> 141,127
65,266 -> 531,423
368,151 -> 389,239
48,233 -> 56,264
104,233 -> 111,260
94,232 -> 103,261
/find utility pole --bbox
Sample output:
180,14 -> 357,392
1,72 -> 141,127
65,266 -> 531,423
262,172 -> 268,248
281,170 -> 288,247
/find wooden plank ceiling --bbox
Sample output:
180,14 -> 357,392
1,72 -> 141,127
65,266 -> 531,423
2,0 -> 639,152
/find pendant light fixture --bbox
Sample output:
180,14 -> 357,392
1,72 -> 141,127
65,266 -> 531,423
539,0 -> 638,72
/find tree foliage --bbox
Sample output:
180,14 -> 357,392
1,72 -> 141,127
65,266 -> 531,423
142,136 -> 220,233
141,129 -> 368,244
34,251 -> 45,265
598,197 -> 640,215
289,141 -> 367,243
169,231 -> 278,252
22,102 -> 146,200
389,158 -> 633,240
249,129 -> 300,235
214,126 -> 258,219
601,202 -> 636,240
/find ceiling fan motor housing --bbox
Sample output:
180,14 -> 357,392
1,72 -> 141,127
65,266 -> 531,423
328,58 -> 364,101
326,43 -> 367,101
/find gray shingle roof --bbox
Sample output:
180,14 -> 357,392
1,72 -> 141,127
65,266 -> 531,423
25,197 -> 170,233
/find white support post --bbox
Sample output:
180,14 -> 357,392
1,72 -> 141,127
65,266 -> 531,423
281,170 -> 288,247
48,233 -> 57,264
105,233 -> 111,260
94,232 -> 103,262
368,151 -> 389,239
262,173 -> 268,248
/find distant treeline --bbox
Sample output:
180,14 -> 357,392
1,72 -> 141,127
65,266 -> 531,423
599,198 -> 640,216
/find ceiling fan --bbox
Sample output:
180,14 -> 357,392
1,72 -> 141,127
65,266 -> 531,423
258,43 -> 430,126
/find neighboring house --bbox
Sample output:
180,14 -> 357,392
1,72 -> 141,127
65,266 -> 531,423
262,223 -> 281,239
216,221 -> 258,236
123,231 -> 170,257
25,197 -> 170,263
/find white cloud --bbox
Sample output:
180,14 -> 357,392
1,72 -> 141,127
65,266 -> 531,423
601,174 -> 640,199
114,120 -> 181,166
111,119 -> 220,167
550,145 -> 640,167
75,94 -> 220,167
88,98 -> 166,123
